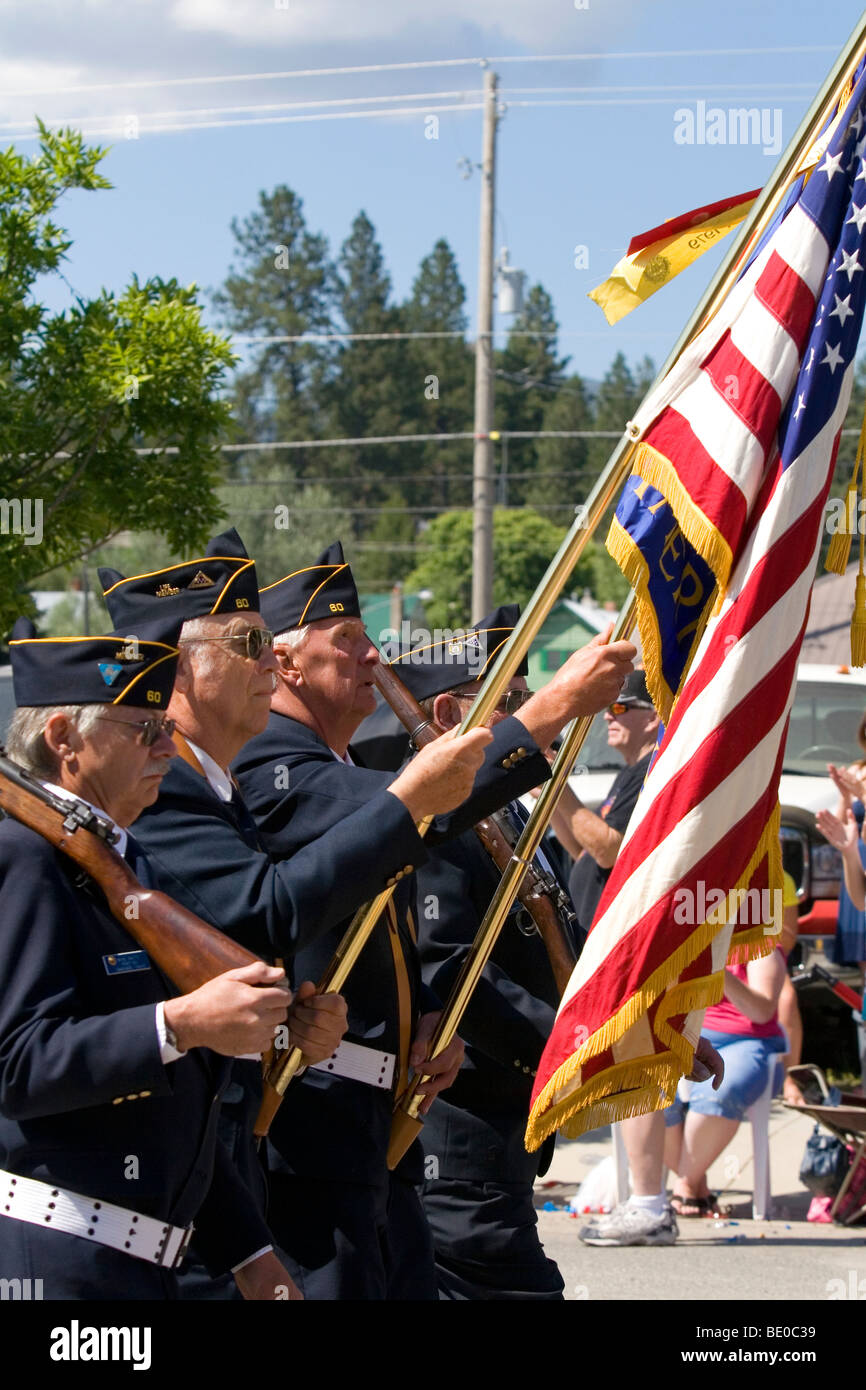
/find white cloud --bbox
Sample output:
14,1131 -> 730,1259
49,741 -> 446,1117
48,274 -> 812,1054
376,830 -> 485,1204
0,0 -> 636,129
171,0 -> 610,48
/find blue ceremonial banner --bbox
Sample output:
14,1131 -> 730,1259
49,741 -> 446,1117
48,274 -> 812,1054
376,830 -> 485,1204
608,473 -> 718,720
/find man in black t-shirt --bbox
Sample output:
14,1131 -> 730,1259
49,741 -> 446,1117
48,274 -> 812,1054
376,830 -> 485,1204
551,670 -> 658,940
551,671 -> 723,1247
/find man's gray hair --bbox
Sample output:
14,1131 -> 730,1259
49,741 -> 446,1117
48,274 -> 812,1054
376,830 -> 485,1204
6,704 -> 107,781
275,626 -> 309,651
178,614 -> 232,675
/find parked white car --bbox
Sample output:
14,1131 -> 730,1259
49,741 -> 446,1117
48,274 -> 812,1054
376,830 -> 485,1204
559,663 -> 866,952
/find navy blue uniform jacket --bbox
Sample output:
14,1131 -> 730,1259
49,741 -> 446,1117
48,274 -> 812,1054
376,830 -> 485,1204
0,820 -> 272,1280
232,711 -> 550,1186
131,751 -> 431,1196
414,827 -> 561,1184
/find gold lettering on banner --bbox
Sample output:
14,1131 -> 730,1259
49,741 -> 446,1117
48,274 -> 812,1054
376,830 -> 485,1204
676,614 -> 705,644
672,563 -> 705,608
658,525 -> 684,581
631,476 -> 668,512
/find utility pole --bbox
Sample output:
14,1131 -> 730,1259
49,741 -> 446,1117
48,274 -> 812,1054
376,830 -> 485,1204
471,68 -> 498,621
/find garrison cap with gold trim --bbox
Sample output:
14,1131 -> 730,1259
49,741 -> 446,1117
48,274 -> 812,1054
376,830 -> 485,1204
8,617 -> 179,709
388,604 -> 528,703
259,541 -> 361,635
98,528 -> 260,630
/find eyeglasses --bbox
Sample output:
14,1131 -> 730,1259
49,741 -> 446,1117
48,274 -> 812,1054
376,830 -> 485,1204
607,701 -> 653,717
454,689 -> 534,716
179,627 -> 275,661
95,715 -> 176,746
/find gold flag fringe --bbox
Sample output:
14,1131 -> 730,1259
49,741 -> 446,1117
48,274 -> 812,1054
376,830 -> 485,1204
606,517 -> 678,723
630,442 -> 734,587
824,480 -> 858,574
525,807 -> 782,1150
852,566 -> 866,668
825,405 -> 866,574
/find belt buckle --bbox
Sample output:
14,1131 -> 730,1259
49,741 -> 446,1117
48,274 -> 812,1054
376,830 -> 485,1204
156,1222 -> 194,1269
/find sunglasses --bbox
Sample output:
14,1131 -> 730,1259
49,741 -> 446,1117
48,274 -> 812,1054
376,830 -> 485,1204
607,700 -> 653,716
455,689 -> 534,716
95,715 -> 177,747
180,627 -> 275,661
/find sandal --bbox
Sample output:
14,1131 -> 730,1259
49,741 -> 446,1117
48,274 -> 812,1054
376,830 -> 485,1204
670,1193 -> 722,1218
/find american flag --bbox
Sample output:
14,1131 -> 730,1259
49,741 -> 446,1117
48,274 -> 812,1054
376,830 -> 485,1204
526,69 -> 866,1148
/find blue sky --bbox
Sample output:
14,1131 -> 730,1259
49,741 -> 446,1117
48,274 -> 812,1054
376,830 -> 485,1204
3,0 -> 865,383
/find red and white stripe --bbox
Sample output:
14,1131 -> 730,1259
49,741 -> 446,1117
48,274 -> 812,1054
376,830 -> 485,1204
531,189 -> 857,1114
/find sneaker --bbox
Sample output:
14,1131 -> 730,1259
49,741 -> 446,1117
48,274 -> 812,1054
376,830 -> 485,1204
578,1202 -> 678,1246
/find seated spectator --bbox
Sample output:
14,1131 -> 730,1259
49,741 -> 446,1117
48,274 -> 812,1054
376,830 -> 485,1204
777,872 -> 805,1105
663,896 -> 790,1216
821,747 -> 866,1087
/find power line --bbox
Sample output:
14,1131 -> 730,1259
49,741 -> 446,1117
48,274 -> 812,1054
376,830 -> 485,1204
4,87 -> 813,143
3,46 -> 835,99
231,330 -> 657,343
0,80 -> 814,135
234,331 -> 469,344
2,102 -> 484,143
504,82 -> 814,94
0,89 -> 481,132
55,420 -> 861,464
131,428 -> 624,458
227,502 -> 592,517
508,96 -> 808,109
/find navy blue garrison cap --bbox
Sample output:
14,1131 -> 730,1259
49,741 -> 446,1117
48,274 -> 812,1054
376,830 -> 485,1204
259,541 -> 362,634
387,604 -> 528,702
99,528 -> 260,631
9,618 -> 179,710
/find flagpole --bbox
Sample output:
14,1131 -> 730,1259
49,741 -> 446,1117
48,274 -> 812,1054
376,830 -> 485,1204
385,13 -> 866,1167
456,15 -> 866,733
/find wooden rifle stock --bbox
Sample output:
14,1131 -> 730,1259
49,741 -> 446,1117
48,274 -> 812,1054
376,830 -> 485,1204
372,663 -> 579,996
473,813 -> 578,997
0,748 -> 288,1117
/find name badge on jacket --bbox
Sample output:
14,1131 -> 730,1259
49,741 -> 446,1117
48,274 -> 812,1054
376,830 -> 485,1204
103,950 -> 151,975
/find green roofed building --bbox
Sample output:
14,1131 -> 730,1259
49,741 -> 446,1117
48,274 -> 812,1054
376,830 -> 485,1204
527,597 -> 613,690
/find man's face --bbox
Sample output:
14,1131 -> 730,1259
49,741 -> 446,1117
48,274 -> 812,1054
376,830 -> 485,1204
439,675 -> 529,731
58,707 -> 176,827
285,616 -> 379,725
180,613 -> 278,740
604,702 -> 659,762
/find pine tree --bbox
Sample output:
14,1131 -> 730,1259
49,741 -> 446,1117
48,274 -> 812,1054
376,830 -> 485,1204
403,238 -> 475,511
213,186 -> 338,478
405,238 -> 468,334
327,212 -> 415,509
495,283 -> 568,504
531,375 -> 595,522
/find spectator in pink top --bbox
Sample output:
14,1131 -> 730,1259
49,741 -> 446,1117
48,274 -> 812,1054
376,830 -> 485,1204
662,930 -> 788,1218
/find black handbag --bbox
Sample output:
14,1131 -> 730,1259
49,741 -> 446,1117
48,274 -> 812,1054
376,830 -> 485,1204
799,1125 -> 851,1196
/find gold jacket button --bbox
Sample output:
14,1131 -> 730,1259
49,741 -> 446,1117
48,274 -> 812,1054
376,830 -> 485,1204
112,1097 -> 124,1105
513,1059 -> 521,1067
126,1094 -> 138,1101
386,876 -> 396,887
516,747 -> 528,757
522,1066 -> 530,1074
403,865 -> 413,874
140,1090 -> 151,1098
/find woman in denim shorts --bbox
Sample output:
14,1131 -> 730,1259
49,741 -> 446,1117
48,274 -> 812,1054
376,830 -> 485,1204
663,941 -> 788,1218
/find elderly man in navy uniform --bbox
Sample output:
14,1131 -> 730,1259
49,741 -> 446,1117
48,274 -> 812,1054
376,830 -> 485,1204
380,606 -> 572,1300
98,531 -> 492,1298
230,542 -> 636,1299
0,622 -> 298,1299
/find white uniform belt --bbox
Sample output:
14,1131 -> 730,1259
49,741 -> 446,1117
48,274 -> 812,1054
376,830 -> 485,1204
310,1038 -> 396,1089
0,1168 -> 194,1269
